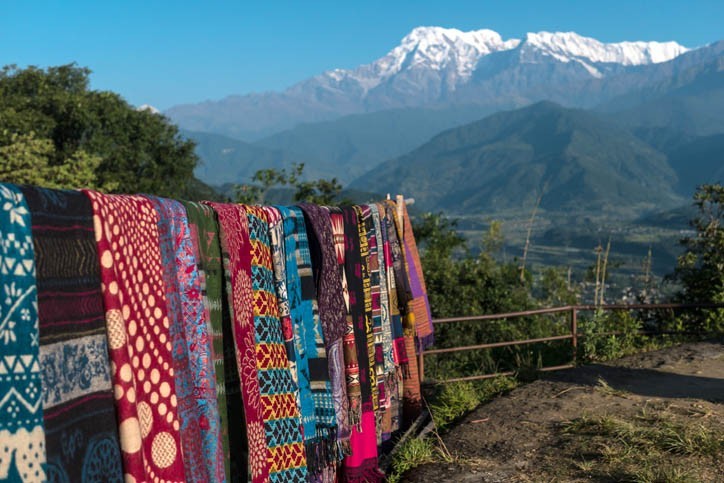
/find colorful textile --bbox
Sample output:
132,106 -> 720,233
276,206 -> 338,476
360,205 -> 389,443
399,203 -> 434,351
148,196 -> 224,482
375,203 -> 403,435
384,201 -> 422,426
341,206 -> 382,482
244,205 -> 308,482
205,201 -> 266,482
298,204 -> 351,449
0,184 -> 46,482
84,191 -> 185,482
182,200 -> 235,480
378,203 -> 408,432
21,186 -> 123,482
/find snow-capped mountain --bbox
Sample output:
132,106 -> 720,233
166,26 -> 699,139
310,27 -> 687,91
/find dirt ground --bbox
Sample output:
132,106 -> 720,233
405,340 -> 724,482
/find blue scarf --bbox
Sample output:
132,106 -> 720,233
276,206 -> 338,477
0,183 -> 46,482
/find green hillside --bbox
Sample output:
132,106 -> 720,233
255,105 -> 494,183
350,102 -> 683,215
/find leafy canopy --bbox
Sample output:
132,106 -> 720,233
0,64 -> 198,196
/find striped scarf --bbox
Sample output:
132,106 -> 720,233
360,205 -> 390,444
0,184 -> 46,482
244,205 -> 308,482
147,196 -> 224,482
21,186 -> 123,482
297,204 -> 351,451
84,191 -> 186,482
384,201 -> 422,427
341,206 -> 383,482
376,204 -> 409,432
204,201 -> 267,482
276,206 -> 339,478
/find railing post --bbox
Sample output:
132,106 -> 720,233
571,306 -> 578,365
417,349 -> 424,383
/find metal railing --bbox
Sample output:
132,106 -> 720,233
418,303 -> 724,384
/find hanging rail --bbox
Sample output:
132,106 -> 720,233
418,302 -> 724,384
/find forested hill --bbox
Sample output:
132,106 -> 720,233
349,102 -> 683,214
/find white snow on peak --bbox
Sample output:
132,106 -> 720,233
523,31 -> 688,65
314,27 -> 689,93
137,104 -> 161,114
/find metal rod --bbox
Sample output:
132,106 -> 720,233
423,333 -> 573,355
431,303 -> 724,325
571,306 -> 578,366
417,350 -> 424,384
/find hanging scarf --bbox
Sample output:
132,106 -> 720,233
264,208 -> 298,394
276,206 -> 339,478
298,204 -> 351,450
375,203 -> 404,435
328,206 -> 361,430
360,205 -> 390,444
84,190 -> 185,482
21,186 -> 123,482
399,202 -> 434,351
204,201 -> 267,483
0,184 -> 46,482
384,201 -> 422,427
244,205 -> 308,482
341,206 -> 383,483
181,200 -> 236,480
147,196 -> 224,482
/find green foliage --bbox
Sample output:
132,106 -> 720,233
0,64 -> 198,196
387,437 -> 436,482
579,310 -> 643,362
233,162 -> 347,206
674,183 -> 724,332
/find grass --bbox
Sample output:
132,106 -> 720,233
387,376 -> 517,481
559,410 -> 724,481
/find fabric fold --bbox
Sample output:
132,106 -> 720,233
147,196 -> 225,482
0,184 -> 47,483
21,185 -> 123,482
204,201 -> 268,483
84,190 -> 186,482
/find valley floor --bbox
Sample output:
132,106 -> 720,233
405,341 -> 724,482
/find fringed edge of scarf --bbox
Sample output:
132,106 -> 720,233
305,425 -> 341,475
342,458 -> 386,483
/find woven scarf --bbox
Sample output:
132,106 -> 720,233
341,206 -> 383,482
360,205 -> 390,444
277,206 -> 339,478
297,204 -> 351,450
376,203 -> 405,433
399,203 -> 434,351
328,206 -> 361,432
204,201 -> 267,483
84,190 -> 185,482
181,200 -> 236,480
21,186 -> 123,482
244,205 -> 308,482
147,196 -> 224,482
384,201 -> 422,427
0,184 -> 46,482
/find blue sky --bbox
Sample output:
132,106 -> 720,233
2,0 -> 722,110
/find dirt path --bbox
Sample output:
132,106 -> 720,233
405,340 -> 724,482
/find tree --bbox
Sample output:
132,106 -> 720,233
674,183 -> 724,331
233,163 -> 347,205
0,64 -> 198,197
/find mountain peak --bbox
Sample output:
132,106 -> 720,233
522,31 -> 688,65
